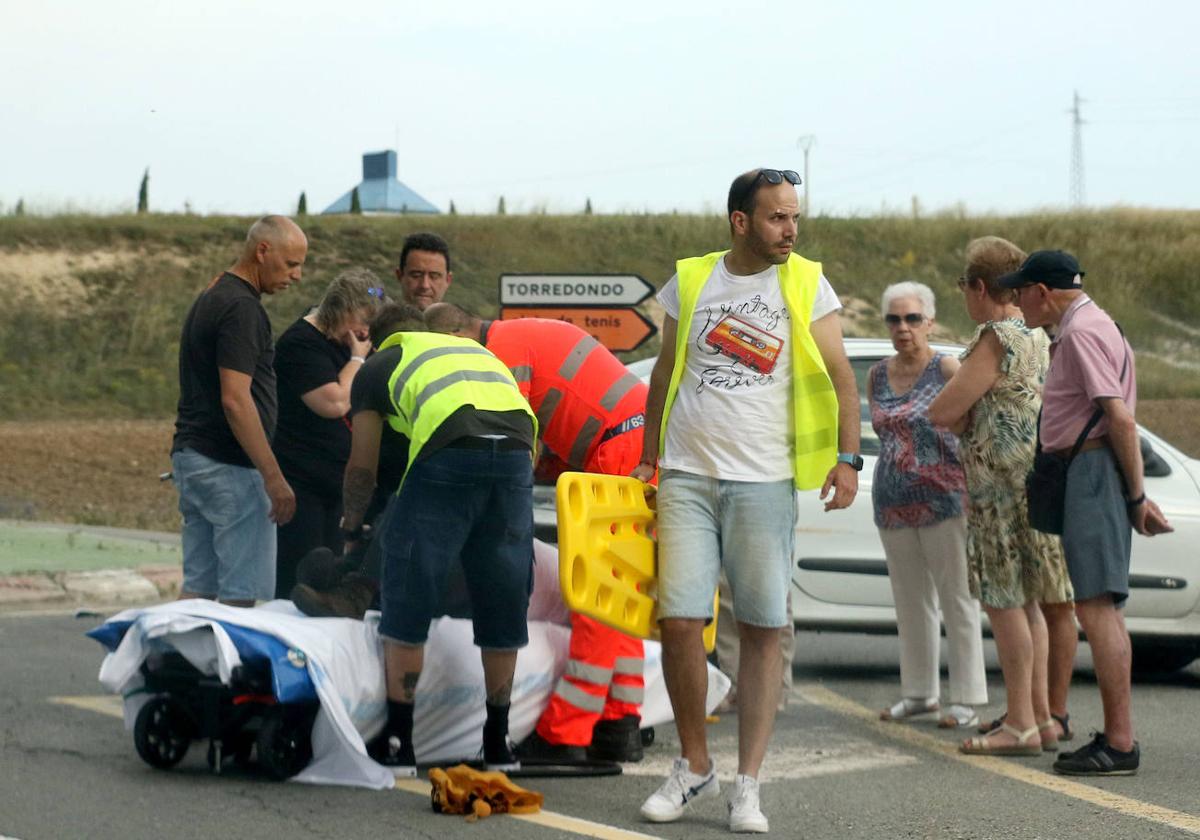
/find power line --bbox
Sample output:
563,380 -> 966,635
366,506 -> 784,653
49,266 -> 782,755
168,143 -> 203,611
1069,90 -> 1086,207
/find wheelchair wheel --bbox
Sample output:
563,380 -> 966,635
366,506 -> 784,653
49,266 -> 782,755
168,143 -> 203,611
134,697 -> 193,769
256,709 -> 313,781
640,726 -> 655,747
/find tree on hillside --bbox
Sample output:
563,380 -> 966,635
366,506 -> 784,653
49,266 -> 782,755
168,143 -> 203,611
297,192 -> 308,215
449,200 -> 457,215
350,186 -> 362,214
137,168 -> 149,214
497,195 -> 506,215
14,198 -> 25,216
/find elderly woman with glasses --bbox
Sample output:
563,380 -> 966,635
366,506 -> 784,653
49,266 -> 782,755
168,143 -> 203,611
271,267 -> 385,597
871,281 -> 988,729
929,237 -> 1075,756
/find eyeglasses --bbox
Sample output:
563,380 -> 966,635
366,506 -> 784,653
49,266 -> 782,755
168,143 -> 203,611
885,313 -> 926,327
956,276 -> 970,291
367,286 -> 386,299
757,168 -> 802,187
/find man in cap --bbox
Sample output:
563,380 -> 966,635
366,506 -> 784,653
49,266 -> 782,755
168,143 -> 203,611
1001,250 -> 1171,776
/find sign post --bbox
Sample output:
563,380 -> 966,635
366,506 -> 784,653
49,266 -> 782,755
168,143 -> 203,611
499,273 -> 658,352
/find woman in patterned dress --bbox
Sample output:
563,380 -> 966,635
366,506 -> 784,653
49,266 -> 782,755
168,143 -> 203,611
871,282 -> 988,728
930,237 -> 1075,755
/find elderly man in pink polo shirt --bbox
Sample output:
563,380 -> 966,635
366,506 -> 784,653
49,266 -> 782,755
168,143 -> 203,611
1000,250 -> 1172,777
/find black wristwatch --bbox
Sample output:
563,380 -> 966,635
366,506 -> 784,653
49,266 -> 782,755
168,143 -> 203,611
836,452 -> 864,472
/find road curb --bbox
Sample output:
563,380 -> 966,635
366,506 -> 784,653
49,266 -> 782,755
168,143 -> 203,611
0,565 -> 181,611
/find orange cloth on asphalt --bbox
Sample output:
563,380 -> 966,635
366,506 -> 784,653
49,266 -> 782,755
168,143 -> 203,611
429,764 -> 543,818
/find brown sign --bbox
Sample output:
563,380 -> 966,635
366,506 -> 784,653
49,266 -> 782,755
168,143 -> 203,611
499,307 -> 657,352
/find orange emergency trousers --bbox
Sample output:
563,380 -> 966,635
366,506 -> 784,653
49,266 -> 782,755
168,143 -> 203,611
535,424 -> 647,747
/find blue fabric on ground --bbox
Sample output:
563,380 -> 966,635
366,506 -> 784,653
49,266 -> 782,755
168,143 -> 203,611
86,617 -> 317,703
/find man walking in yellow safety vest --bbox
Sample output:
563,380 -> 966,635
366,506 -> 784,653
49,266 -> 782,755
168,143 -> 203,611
632,168 -> 862,833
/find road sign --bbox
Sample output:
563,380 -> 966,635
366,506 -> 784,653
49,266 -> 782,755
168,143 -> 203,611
499,306 -> 657,353
499,274 -> 655,307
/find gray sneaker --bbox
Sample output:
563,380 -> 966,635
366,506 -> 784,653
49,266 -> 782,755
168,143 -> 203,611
639,757 -> 719,823
728,774 -> 769,833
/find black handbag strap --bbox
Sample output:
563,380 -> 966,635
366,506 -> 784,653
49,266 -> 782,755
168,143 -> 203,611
1036,320 -> 1129,459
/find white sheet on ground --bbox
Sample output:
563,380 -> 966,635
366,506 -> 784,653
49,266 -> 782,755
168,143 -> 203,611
95,540 -> 729,789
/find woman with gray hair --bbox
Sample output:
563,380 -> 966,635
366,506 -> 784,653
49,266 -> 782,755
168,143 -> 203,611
871,281 -> 987,728
271,267 -> 385,597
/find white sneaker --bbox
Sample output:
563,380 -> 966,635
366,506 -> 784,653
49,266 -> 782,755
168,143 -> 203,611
639,757 -> 719,823
728,774 -> 769,833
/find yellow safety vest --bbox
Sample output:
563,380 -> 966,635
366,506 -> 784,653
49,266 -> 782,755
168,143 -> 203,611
660,251 -> 839,490
379,331 -> 536,479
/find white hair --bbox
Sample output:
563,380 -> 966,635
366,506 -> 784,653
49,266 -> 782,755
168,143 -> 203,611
881,281 -> 936,319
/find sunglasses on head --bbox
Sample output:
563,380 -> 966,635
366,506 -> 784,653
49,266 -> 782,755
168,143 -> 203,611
367,286 -> 386,299
885,313 -> 926,326
757,168 -> 802,187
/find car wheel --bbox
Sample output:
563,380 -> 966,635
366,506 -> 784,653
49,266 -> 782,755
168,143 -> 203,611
1130,641 -> 1198,675
134,696 -> 193,769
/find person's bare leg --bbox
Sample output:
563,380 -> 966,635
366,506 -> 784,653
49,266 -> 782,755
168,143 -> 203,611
385,641 -> 424,701
1025,602 -> 1052,740
1075,596 -> 1134,751
971,605 -> 1033,747
736,622 -> 783,777
1041,600 -> 1077,731
481,649 -> 518,703
660,618 -> 711,774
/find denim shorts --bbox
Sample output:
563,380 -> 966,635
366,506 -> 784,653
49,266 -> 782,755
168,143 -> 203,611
379,442 -> 534,650
656,469 -> 796,628
171,447 -> 275,602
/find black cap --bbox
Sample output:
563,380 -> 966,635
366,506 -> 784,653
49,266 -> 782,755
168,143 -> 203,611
998,250 -> 1086,290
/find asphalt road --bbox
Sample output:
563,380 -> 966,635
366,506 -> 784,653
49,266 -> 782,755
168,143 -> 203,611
2,612 -> 1198,840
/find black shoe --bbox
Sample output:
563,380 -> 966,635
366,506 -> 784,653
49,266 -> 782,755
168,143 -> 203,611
483,737 -> 521,772
588,715 -> 644,763
514,731 -> 587,764
291,573 -> 377,619
1053,732 -> 1140,776
368,733 -> 417,778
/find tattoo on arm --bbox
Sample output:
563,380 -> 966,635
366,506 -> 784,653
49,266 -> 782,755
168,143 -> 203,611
342,465 -> 376,526
487,675 -> 514,707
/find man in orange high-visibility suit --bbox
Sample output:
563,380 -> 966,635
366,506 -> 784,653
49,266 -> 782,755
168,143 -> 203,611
426,302 -> 648,763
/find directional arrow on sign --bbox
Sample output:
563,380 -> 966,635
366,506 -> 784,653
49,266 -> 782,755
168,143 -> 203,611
499,274 -> 655,307
499,307 -> 658,353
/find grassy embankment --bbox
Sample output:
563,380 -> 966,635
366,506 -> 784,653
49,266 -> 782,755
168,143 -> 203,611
0,212 -> 1197,531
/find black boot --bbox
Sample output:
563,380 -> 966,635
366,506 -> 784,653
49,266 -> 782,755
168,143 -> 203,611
291,573 -> 377,619
588,715 -> 643,763
514,730 -> 587,764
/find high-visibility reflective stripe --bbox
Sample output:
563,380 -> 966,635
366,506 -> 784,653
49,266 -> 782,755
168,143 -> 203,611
553,678 -> 606,713
598,372 -> 641,412
557,335 -> 600,379
613,657 -> 643,676
609,683 -> 644,704
410,370 -> 516,426
569,416 -> 604,467
509,364 -> 533,384
565,659 -> 613,684
390,345 -> 494,404
537,387 -> 563,431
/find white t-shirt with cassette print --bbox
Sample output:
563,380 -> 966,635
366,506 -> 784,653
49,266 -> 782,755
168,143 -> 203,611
656,257 -> 841,482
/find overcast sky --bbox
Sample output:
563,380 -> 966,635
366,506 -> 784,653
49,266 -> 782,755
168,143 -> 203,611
4,0 -> 1198,217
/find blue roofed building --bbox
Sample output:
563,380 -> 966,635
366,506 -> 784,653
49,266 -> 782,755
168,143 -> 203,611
322,150 -> 440,214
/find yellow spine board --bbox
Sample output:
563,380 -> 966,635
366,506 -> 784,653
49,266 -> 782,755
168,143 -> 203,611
555,471 -> 717,652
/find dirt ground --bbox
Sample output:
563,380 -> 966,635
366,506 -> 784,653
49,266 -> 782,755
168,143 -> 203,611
2,406 -> 1197,533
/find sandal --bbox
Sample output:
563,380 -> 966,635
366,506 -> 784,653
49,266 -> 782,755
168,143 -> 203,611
960,723 -> 1042,756
1038,719 -> 1059,753
937,704 -> 979,729
879,697 -> 939,721
981,710 -> 1074,742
